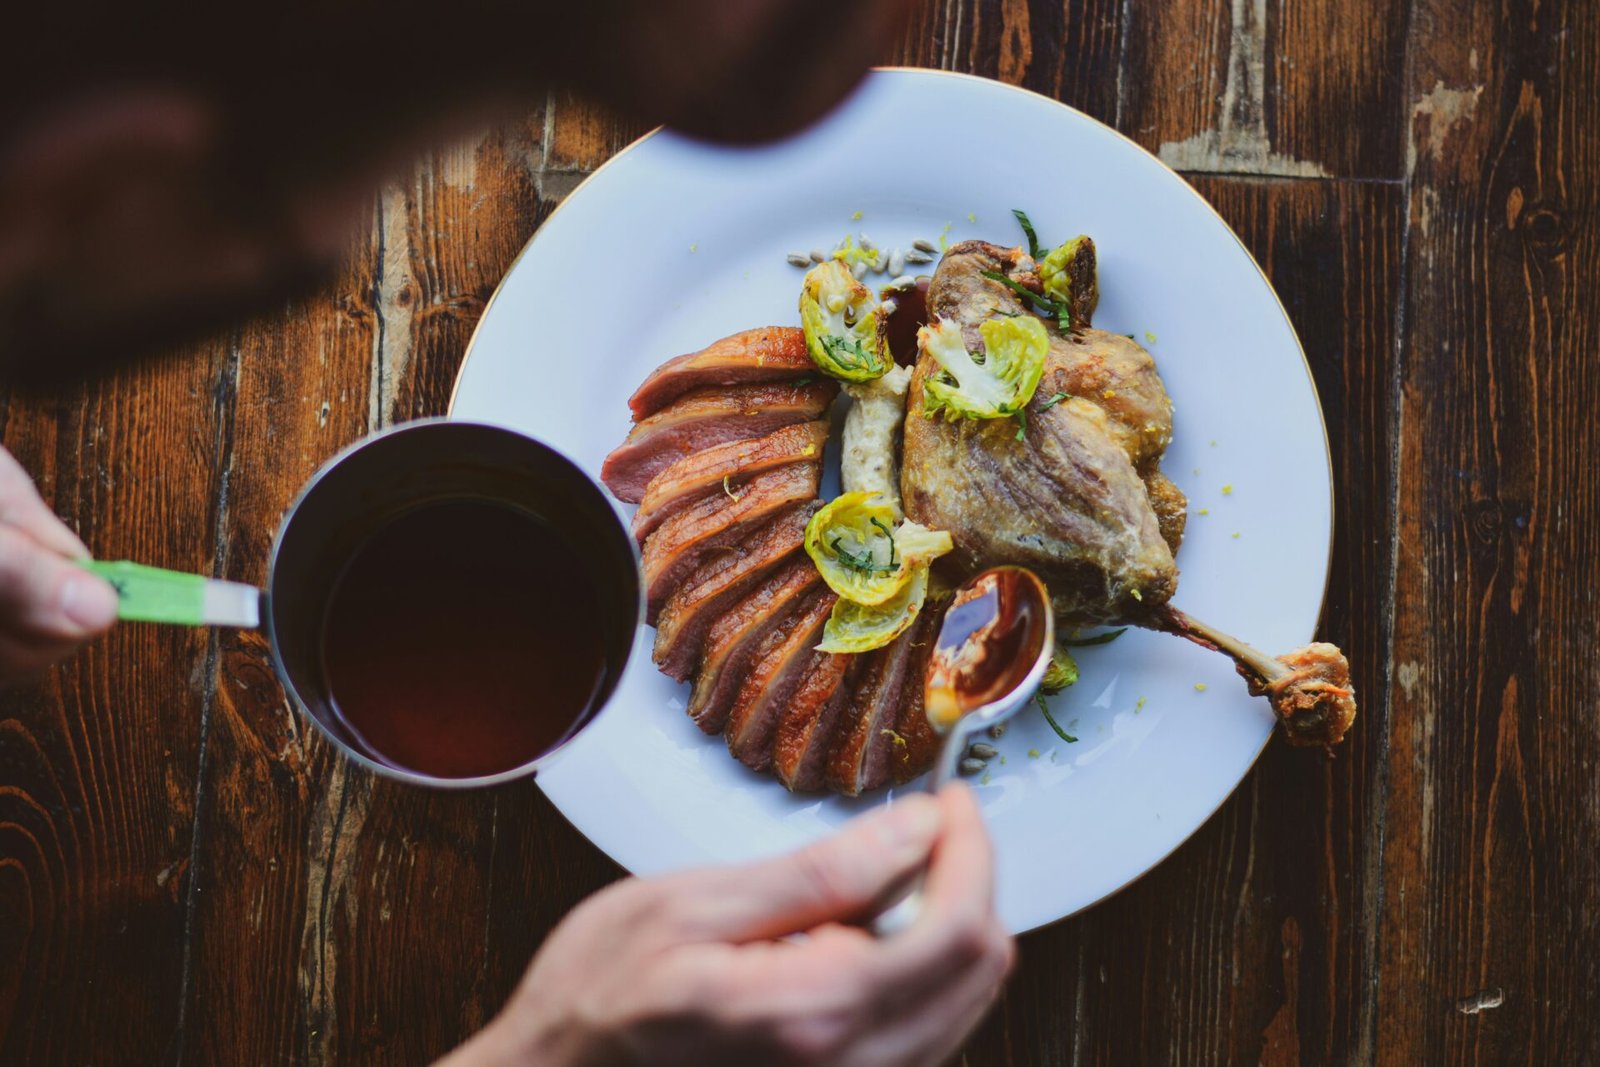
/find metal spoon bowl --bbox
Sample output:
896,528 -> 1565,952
873,566 -> 1054,934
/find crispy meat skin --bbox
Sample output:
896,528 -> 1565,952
687,558 -> 820,733
640,462 -> 820,617
651,502 -> 816,681
723,588 -> 837,770
628,327 -> 812,419
631,421 -> 829,543
771,651 -> 855,792
825,622 -> 923,795
887,596 -> 950,784
902,241 -> 1183,624
601,379 -> 837,502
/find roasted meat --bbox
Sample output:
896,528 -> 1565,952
602,379 -> 837,502
627,327 -> 813,419
771,651 -> 855,791
825,616 -> 927,795
640,462 -> 820,617
902,241 -> 1181,624
724,588 -> 837,770
886,595 -> 950,784
631,421 -> 829,543
901,241 -> 1355,749
651,502 -> 816,680
688,558 -> 821,733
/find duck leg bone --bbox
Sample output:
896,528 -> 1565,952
1148,605 -> 1357,752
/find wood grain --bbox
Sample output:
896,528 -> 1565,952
1122,0 -> 1408,179
1377,0 -> 1600,1059
0,342 -> 233,1061
3,0 -> 1599,1062
892,0 -> 1126,127
960,177 -> 1402,1066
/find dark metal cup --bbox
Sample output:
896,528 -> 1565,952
261,419 -> 641,788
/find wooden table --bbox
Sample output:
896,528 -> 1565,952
3,0 -> 1596,1061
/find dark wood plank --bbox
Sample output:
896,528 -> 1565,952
175,118 -> 572,1064
0,341 -> 233,1061
891,0 -> 1125,127
1377,0 -> 1600,1059
1121,0 -> 1408,179
961,176 -> 1402,1065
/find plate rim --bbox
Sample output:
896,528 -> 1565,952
446,66 -> 1336,929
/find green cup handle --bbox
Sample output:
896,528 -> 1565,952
79,560 -> 262,629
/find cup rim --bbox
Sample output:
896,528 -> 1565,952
263,416 -> 645,790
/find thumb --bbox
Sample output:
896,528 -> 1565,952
666,793 -> 943,943
0,525 -> 120,642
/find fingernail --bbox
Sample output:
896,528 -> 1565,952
879,797 -> 942,864
61,572 -> 119,633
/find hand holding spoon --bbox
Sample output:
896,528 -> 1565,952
873,566 -> 1053,934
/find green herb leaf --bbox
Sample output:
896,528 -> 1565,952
827,535 -> 896,576
794,375 -> 816,387
1064,627 -> 1127,647
1038,391 -> 1070,413
867,517 -> 899,569
820,334 -> 878,374
1012,208 -> 1043,259
979,270 -> 1072,331
1036,691 -> 1079,743
1014,408 -> 1028,441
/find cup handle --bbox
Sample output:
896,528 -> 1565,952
78,560 -> 263,629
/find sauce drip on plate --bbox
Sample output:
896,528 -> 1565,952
884,277 -> 931,365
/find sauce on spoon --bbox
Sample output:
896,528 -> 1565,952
924,567 -> 1051,732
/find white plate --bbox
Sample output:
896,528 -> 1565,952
450,69 -> 1331,933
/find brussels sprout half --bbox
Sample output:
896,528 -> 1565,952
1037,234 -> 1099,327
804,491 -> 953,606
818,564 -> 931,654
920,315 -> 1049,421
1041,644 -> 1079,693
799,260 -> 890,382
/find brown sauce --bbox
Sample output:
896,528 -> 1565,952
924,567 -> 1050,731
883,277 -> 931,365
320,498 -> 609,779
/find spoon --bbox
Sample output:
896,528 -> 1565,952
873,565 -> 1054,935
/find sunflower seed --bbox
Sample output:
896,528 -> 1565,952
888,274 -> 916,289
889,249 -> 906,276
913,238 -> 938,253
786,252 -> 811,267
871,251 -> 887,273
859,232 -> 876,252
968,742 -> 999,760
905,249 -> 935,264
988,722 -> 1008,740
809,248 -> 827,264
851,261 -> 867,279
959,757 -> 988,776
879,298 -> 899,316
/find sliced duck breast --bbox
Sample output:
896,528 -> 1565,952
628,326 -> 813,419
602,379 -> 836,503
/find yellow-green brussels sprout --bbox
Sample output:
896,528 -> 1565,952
920,315 -> 1049,421
1041,644 -> 1079,694
804,492 -> 952,606
799,260 -> 890,382
817,563 -> 931,654
1036,234 -> 1098,325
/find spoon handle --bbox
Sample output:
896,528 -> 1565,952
79,560 -> 262,628
869,723 -> 975,936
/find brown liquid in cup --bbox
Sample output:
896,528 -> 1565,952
319,498 -> 610,779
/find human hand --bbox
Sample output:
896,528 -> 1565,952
0,446 -> 118,680
442,783 -> 1012,1067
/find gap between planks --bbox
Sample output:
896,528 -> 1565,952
168,332 -> 245,1064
